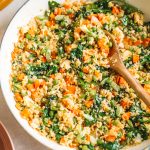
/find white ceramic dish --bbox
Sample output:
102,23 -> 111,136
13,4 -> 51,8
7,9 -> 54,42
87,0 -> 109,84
0,0 -> 150,150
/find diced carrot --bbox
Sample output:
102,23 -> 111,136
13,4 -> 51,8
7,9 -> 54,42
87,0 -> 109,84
60,137 -> 65,144
116,37 -> 121,43
122,112 -> 131,120
94,70 -> 100,77
82,55 -> 90,63
144,84 -> 150,95
59,68 -> 65,73
15,103 -> 21,110
21,108 -> 30,118
112,6 -> 120,15
123,37 -> 133,46
71,108 -> 81,116
49,13 -> 55,19
86,134 -> 90,141
120,100 -> 128,109
34,79 -> 40,89
54,8 -> 62,15
51,51 -> 57,59
18,73 -> 25,81
120,99 -> 132,109
97,13 -> 104,21
132,54 -> 140,63
82,20 -> 90,25
142,38 -> 150,47
75,27 -> 81,34
101,45 -> 110,54
84,100 -> 94,108
64,85 -> 76,95
68,13 -> 74,19
42,56 -> 47,62
105,135 -> 116,142
62,99 -> 70,107
116,76 -> 127,87
69,143 -> 79,148
28,27 -> 35,36
134,40 -> 142,46
64,4 -> 71,9
44,30 -> 48,36
121,135 -> 126,141
82,66 -> 89,74
97,38 -> 105,48
65,45 -> 72,53
50,74 -> 55,79
40,80 -> 46,86
31,91 -> 38,100
46,20 -> 55,27
26,84 -> 34,91
14,93 -> 23,102
65,76 -> 72,84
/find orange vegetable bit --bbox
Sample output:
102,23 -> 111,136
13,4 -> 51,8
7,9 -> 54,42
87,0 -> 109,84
142,38 -> 150,47
28,27 -> 35,36
34,79 -> 40,89
132,54 -> 140,63
144,84 -> 150,95
42,56 -> 47,63
64,85 -> 76,95
69,143 -> 79,148
49,13 -> 55,20
21,108 -> 30,118
120,99 -> 131,109
121,135 -> 126,142
31,91 -> 38,100
54,8 -> 62,15
65,44 -> 72,53
64,3 -> 71,9
134,40 -> 142,46
82,20 -> 90,26
65,76 -> 72,84
86,134 -> 90,142
45,20 -> 55,27
112,6 -> 120,15
0,0 -> 13,10
122,112 -> 131,120
14,93 -> 23,102
51,51 -> 57,59
84,99 -> 94,108
50,74 -> 55,79
59,68 -> 65,73
105,135 -> 116,142
116,76 -> 128,87
26,83 -> 34,91
18,73 -> 25,81
82,66 -> 89,74
71,108 -> 81,116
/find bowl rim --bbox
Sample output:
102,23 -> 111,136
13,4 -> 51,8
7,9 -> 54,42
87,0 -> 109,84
0,0 -> 150,150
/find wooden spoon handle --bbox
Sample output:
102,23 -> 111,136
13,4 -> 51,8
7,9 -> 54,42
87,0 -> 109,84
112,63 -> 150,106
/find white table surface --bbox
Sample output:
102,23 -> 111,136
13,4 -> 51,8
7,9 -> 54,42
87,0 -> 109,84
0,0 -> 49,149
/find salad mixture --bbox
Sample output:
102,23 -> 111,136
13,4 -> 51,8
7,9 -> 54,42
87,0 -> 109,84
10,0 -> 150,149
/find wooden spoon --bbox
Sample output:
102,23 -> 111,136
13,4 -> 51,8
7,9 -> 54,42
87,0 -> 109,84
104,31 -> 150,106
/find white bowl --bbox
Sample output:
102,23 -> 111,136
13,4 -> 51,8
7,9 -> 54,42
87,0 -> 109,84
0,0 -> 150,150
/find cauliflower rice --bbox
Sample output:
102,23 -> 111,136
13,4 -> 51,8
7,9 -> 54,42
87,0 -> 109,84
10,0 -> 150,149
